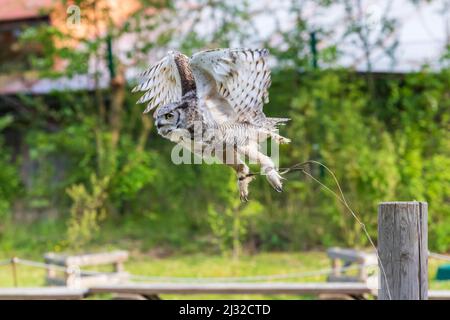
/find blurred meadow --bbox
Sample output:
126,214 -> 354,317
0,0 -> 449,297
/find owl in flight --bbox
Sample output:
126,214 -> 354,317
133,48 -> 290,201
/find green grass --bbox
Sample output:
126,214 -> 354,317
0,216 -> 448,299
0,251 -> 449,299
126,251 -> 328,299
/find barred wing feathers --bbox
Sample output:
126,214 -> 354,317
132,52 -> 183,114
190,48 -> 278,125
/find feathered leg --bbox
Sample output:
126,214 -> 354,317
216,147 -> 253,201
238,145 -> 283,192
235,160 -> 254,202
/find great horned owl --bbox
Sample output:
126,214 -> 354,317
133,48 -> 290,201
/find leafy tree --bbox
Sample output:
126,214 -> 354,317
0,116 -> 21,225
4,0 -> 448,253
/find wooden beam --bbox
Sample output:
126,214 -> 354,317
327,248 -> 377,264
378,202 -> 428,300
428,290 -> 450,300
46,272 -> 129,287
44,251 -> 128,267
89,282 -> 375,296
0,288 -> 88,300
1,285 -> 447,300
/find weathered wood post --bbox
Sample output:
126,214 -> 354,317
11,257 -> 18,287
378,202 -> 428,300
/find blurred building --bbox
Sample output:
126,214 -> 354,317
0,0 -> 52,93
0,0 -> 448,96
0,0 -> 148,219
0,0 -> 142,95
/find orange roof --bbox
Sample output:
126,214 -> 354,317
0,0 -> 53,22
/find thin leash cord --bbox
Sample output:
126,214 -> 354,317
253,160 -> 393,300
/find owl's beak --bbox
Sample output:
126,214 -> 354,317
155,120 -> 172,137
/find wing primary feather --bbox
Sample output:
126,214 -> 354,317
134,52 -> 189,114
189,48 -> 275,126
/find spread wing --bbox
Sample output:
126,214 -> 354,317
132,52 -> 184,114
189,48 -> 272,125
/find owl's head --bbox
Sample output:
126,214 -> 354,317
154,92 -> 198,138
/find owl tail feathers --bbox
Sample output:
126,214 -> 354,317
267,117 -> 290,126
270,132 -> 291,144
264,117 -> 290,144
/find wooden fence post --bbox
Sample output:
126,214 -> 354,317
378,201 -> 428,300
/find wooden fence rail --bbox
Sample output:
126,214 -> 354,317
0,201 -> 442,300
0,285 -> 449,300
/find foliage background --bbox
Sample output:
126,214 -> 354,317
0,0 -> 448,258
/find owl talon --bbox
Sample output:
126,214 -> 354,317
238,175 -> 254,202
265,168 -> 284,192
274,185 -> 283,193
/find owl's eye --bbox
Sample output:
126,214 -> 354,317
165,113 -> 174,120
